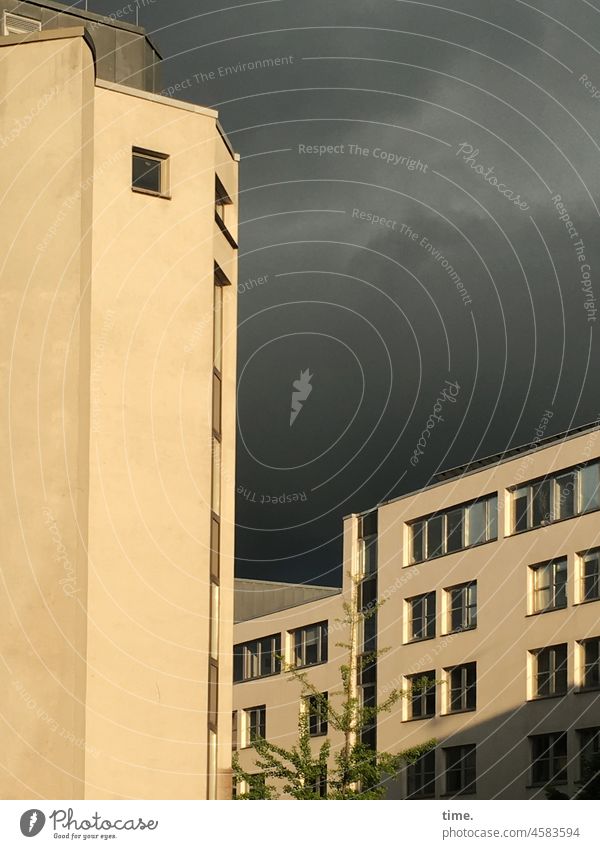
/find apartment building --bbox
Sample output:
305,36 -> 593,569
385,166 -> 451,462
233,422 -> 600,799
233,580 -> 345,797
0,2 -> 238,799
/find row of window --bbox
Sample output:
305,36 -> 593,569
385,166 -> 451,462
403,639 -> 600,722
405,581 -> 477,642
410,495 -> 498,564
529,639 -> 600,698
407,459 -> 600,565
405,549 -> 600,644
233,694 -> 328,750
408,729 -> 600,797
233,621 -> 329,683
405,664 -> 476,720
206,255 -> 227,800
234,768 -> 327,800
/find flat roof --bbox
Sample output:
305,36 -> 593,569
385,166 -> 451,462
348,418 -> 600,519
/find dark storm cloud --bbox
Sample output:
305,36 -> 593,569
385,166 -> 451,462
96,0 -> 600,584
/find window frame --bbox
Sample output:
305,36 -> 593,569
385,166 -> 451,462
405,671 -> 436,720
529,558 -> 567,614
531,644 -> 568,699
444,744 -> 476,796
408,494 -> 498,565
233,633 -> 281,683
290,621 -> 328,669
305,692 -> 329,737
579,637 -> 600,691
578,727 -> 600,782
510,459 -> 600,535
530,732 -> 567,787
407,749 -> 436,798
446,581 -> 477,633
243,704 -> 266,748
445,662 -> 477,714
131,147 -> 170,198
406,591 -> 436,642
578,548 -> 600,603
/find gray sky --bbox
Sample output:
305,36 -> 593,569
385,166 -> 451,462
92,0 -> 600,585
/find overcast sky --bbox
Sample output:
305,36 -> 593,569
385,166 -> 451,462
92,0 -> 600,585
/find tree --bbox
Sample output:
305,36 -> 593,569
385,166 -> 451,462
233,574 -> 436,799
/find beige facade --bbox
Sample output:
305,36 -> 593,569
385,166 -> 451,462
0,13 -> 238,799
234,424 -> 600,799
233,584 -> 346,795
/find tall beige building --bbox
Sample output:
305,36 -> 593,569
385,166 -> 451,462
234,423 -> 600,799
0,2 -> 238,799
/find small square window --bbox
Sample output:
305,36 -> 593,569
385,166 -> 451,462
132,148 -> 169,197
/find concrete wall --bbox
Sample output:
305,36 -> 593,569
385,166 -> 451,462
233,590 -> 346,796
0,32 -> 94,799
0,29 -> 238,799
374,425 -> 600,799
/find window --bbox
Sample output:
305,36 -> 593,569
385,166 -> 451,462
580,462 -> 600,512
446,662 -> 476,713
360,512 -> 377,578
213,281 -> 223,374
532,644 -> 568,698
360,683 -> 377,750
578,727 -> 600,780
3,12 -> 41,35
132,148 -> 169,196
407,749 -> 436,798
307,768 -> 327,798
444,745 -> 476,795
209,582 -> 219,661
212,372 -> 222,436
207,728 -> 218,800
530,558 -> 567,613
215,176 -> 236,246
579,549 -> 600,602
233,634 -> 281,682
305,693 -> 328,736
406,672 -> 436,720
530,733 -> 567,786
292,621 -> 328,668
215,176 -> 232,222
211,438 -> 221,514
406,592 -> 436,641
208,661 -> 218,727
409,494 -> 497,564
232,710 -> 238,752
580,637 -> 600,690
511,460 -> 600,533
243,705 -> 266,747
210,516 -> 220,582
245,773 -> 266,799
446,582 -> 477,632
